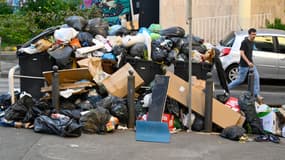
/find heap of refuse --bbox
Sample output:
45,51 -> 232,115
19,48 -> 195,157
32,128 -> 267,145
0,16 -> 284,143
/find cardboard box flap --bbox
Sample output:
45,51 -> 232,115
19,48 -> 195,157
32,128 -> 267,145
165,71 -> 245,128
102,63 -> 144,98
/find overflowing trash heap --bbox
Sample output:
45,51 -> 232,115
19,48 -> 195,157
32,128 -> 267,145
0,16 -> 284,143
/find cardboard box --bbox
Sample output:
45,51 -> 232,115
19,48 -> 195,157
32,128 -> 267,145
165,71 -> 245,128
102,63 -> 144,98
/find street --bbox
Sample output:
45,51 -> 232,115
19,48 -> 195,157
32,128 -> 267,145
0,56 -> 285,160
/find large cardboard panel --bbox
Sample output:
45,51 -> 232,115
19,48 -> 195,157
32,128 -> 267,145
165,71 -> 245,128
102,63 -> 144,98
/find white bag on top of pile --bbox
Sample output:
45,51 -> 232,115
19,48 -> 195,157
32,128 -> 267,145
75,39 -> 105,56
54,27 -> 79,43
107,36 -> 123,47
122,34 -> 145,48
95,35 -> 113,52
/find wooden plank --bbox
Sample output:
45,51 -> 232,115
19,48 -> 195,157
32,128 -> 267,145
43,68 -> 93,85
41,82 -> 95,92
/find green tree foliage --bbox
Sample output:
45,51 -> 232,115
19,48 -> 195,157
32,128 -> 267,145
0,0 -> 102,46
20,0 -> 81,13
25,5 -> 102,29
0,14 -> 41,45
266,18 -> 285,30
0,2 -> 13,14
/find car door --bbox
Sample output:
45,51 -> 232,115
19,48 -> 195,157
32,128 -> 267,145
253,35 -> 278,79
276,36 -> 285,79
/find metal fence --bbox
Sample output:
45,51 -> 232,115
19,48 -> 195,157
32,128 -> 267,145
192,13 -> 272,45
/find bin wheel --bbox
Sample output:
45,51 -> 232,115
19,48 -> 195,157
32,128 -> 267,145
225,64 -> 239,83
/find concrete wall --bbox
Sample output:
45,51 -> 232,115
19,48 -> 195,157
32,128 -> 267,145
160,0 -> 285,29
251,0 -> 285,22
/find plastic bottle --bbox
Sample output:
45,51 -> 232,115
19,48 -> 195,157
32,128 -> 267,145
106,116 -> 119,132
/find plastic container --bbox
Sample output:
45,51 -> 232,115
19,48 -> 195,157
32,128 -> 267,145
18,52 -> 53,99
106,116 -> 119,132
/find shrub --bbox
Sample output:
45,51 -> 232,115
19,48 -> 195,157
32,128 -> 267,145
266,18 -> 285,30
0,14 -> 41,46
25,5 -> 102,29
0,2 -> 13,14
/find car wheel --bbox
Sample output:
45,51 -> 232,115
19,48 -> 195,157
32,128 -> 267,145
226,64 -> 239,83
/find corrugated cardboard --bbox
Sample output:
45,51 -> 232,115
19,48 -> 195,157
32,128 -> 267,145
102,63 -> 144,98
165,71 -> 245,128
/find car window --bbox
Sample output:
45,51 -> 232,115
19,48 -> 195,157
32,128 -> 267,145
277,36 -> 285,53
220,31 -> 235,47
254,36 -> 274,52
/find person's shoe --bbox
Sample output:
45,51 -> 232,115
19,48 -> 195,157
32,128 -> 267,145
254,135 -> 268,142
268,134 -> 280,144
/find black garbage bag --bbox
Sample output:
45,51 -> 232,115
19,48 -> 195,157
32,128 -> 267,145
95,95 -> 115,109
166,49 -> 179,65
59,109 -> 81,121
48,45 -> 74,69
4,95 -> 36,123
65,16 -> 87,31
129,43 -> 147,58
238,92 -> 265,134
151,47 -> 168,62
95,84 -> 109,98
77,100 -> 95,111
216,93 -> 230,104
180,35 -> 205,55
112,45 -> 127,56
191,113 -> 204,131
193,45 -> 207,54
176,53 -> 188,61
160,26 -> 185,37
135,100 -> 147,119
0,93 -> 11,110
87,95 -> 102,107
151,38 -> 169,62
165,98 -> 180,117
113,27 -> 130,36
84,18 -> 109,37
110,101 -> 128,124
80,107 -> 111,134
60,101 -> 78,110
34,115 -> 82,137
169,37 -> 184,50
220,126 -> 246,141
77,32 -> 94,47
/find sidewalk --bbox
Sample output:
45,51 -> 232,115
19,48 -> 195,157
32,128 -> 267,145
0,127 -> 284,160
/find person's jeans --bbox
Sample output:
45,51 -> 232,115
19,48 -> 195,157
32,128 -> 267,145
228,66 -> 260,96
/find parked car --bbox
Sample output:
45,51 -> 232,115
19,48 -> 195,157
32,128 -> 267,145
216,29 -> 285,82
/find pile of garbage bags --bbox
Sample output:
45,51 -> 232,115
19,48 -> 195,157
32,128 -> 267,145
2,15 -> 284,142
18,16 -> 215,71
